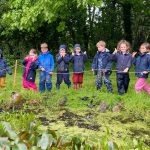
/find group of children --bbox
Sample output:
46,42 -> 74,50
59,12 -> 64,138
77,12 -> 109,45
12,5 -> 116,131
0,40 -> 150,95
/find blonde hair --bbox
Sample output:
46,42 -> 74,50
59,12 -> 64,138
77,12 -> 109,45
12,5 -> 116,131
117,40 -> 131,52
140,42 -> 150,52
96,40 -> 106,47
41,43 -> 48,48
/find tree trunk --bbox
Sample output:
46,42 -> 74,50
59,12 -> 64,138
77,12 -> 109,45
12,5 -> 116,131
122,2 -> 132,43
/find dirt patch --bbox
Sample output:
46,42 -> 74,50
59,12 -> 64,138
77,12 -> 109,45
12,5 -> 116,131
112,115 -> 144,124
130,128 -> 150,137
144,139 -> 150,147
38,116 -> 56,126
77,122 -> 100,131
58,110 -> 100,131
59,111 -> 82,121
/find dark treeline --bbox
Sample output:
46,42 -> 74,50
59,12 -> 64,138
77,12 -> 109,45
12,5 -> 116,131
0,0 -> 149,62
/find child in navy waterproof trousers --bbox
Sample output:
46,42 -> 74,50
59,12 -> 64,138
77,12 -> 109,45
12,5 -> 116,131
38,43 -> 54,92
111,40 -> 132,95
56,45 -> 71,89
92,41 -> 113,92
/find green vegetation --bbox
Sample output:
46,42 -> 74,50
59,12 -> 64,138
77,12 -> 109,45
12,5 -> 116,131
1,0 -> 149,59
0,67 -> 150,149
0,0 -> 150,149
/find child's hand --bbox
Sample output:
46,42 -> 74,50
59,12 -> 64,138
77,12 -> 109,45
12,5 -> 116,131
49,72 -> 53,75
60,52 -> 63,57
123,68 -> 129,73
132,52 -> 137,58
102,69 -> 107,73
24,56 -> 29,60
32,55 -> 38,61
113,48 -> 118,54
62,52 -> 66,57
143,71 -> 148,74
72,52 -> 75,56
84,51 -> 87,54
41,67 -> 45,71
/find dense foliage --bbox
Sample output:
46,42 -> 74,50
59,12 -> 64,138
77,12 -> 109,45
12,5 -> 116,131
0,0 -> 149,60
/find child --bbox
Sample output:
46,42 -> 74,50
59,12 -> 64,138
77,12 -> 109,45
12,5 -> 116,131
0,49 -> 12,88
92,41 -> 113,92
132,42 -> 150,94
38,43 -> 54,92
56,44 -> 71,89
111,40 -> 132,95
70,44 -> 87,90
22,49 -> 38,91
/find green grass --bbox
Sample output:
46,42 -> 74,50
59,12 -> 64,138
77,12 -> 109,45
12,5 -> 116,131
0,64 -> 150,149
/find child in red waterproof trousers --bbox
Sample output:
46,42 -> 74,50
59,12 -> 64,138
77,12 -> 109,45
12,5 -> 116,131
70,44 -> 87,90
22,49 -> 38,91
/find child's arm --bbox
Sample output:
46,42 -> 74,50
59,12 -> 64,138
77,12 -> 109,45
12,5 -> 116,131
83,51 -> 88,62
56,54 -> 63,64
131,52 -> 137,65
38,56 -> 45,71
92,54 -> 97,71
49,55 -> 54,74
30,61 -> 39,70
110,48 -> 118,61
70,53 -> 74,62
4,59 -> 12,75
63,54 -> 70,63
123,55 -> 132,73
143,55 -> 150,74
105,56 -> 112,71
22,58 -> 28,66
148,55 -> 150,73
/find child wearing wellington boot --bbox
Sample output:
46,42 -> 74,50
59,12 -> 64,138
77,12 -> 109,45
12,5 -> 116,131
70,44 -> 87,90
0,49 -> 12,88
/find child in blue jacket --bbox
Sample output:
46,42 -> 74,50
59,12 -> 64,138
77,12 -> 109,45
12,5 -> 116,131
0,49 -> 12,88
132,42 -> 150,94
56,45 -> 71,89
92,41 -> 113,92
38,43 -> 54,92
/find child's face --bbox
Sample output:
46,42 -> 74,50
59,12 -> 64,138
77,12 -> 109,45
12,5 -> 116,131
41,47 -> 48,54
139,45 -> 147,53
29,51 -> 36,58
97,44 -> 105,52
59,48 -> 66,54
75,47 -> 81,53
119,44 -> 128,53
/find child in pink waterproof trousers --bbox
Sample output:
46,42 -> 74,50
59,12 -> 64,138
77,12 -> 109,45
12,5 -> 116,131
22,49 -> 38,91
132,43 -> 150,94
